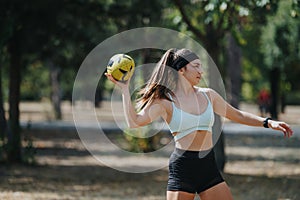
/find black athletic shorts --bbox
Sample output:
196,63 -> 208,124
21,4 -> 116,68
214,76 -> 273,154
167,148 -> 224,194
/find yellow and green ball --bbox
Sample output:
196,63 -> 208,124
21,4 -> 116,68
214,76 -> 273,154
106,54 -> 135,82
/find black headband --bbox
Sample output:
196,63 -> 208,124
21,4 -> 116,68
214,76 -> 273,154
172,52 -> 199,71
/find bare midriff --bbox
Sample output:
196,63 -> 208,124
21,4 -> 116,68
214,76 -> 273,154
173,130 -> 213,151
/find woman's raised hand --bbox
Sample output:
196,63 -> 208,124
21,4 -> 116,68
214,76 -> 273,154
105,73 -> 130,91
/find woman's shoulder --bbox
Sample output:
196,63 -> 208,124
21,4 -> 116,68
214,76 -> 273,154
148,98 -> 171,119
194,86 -> 214,94
151,98 -> 172,108
194,87 -> 219,102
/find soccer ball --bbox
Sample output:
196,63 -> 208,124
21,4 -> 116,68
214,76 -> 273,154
106,54 -> 135,82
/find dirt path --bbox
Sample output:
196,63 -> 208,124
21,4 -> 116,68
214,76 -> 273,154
1,101 -> 299,200
17,101 -> 300,125
1,128 -> 299,200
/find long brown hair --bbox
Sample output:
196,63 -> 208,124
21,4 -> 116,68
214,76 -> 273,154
136,48 -> 194,110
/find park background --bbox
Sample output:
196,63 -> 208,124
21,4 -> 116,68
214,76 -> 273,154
0,0 -> 300,199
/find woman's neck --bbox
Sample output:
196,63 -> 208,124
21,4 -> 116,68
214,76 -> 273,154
176,78 -> 195,96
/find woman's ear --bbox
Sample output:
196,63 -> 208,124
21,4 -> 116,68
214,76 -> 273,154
179,68 -> 185,75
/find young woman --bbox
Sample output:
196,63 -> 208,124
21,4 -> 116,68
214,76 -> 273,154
105,48 -> 293,200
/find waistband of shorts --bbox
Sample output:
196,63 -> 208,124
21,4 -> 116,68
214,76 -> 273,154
173,148 -> 213,158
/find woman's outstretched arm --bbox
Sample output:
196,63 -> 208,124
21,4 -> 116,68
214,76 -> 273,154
208,88 -> 293,138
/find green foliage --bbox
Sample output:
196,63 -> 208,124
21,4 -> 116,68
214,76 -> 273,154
2,0 -> 170,162
260,0 -> 300,69
286,91 -> 300,105
124,126 -> 164,153
258,0 -> 300,99
168,0 -> 285,104
241,58 -> 265,102
1,0 -> 169,103
238,19 -> 270,102
21,61 -> 50,101
22,133 -> 36,165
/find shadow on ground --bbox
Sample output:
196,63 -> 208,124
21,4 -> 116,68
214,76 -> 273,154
0,126 -> 299,200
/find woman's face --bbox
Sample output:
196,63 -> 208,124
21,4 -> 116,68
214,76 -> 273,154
180,59 -> 204,85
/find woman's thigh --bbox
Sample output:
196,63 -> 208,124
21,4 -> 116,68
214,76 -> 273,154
167,191 -> 195,200
199,182 -> 233,200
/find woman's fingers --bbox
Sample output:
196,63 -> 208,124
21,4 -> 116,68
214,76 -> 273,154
269,121 -> 294,138
280,123 -> 293,138
105,73 -> 117,84
105,73 -> 129,89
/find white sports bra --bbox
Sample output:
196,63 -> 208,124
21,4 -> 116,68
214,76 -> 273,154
168,91 -> 215,141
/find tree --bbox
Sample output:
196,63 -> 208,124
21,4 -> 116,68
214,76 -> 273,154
226,32 -> 242,108
0,0 -> 100,161
0,64 -> 7,156
0,0 -> 57,162
7,33 -> 22,162
260,0 -> 300,119
0,0 -> 169,162
0,26 -> 8,149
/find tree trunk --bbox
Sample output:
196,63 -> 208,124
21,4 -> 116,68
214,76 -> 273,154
0,64 -> 7,143
7,36 -> 22,163
270,67 -> 280,119
49,61 -> 62,120
94,85 -> 103,108
226,33 -> 242,109
206,36 -> 226,172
